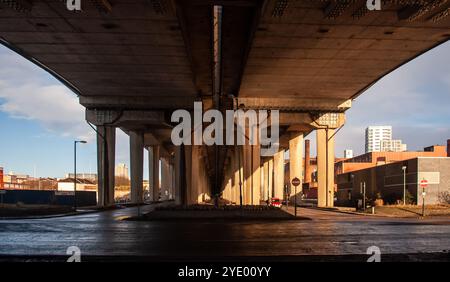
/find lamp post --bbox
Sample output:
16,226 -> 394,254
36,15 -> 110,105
360,181 -> 366,211
74,140 -> 87,211
402,166 -> 407,205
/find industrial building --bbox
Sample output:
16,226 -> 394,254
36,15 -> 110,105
336,157 -> 450,206
335,145 -> 447,175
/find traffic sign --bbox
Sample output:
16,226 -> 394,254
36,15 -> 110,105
291,177 -> 301,187
420,179 -> 428,188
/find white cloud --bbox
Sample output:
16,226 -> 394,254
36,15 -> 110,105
0,46 -> 94,141
0,81 -> 93,140
334,41 -> 450,157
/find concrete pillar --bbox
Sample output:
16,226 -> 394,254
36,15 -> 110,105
174,146 -> 182,205
242,144 -> 252,205
148,147 -> 153,200
273,150 -> 284,199
268,158 -> 273,199
130,131 -> 144,204
149,146 -> 160,202
233,147 -> 243,205
231,156 -> 237,204
170,158 -> 175,200
184,145 -> 193,205
185,145 -> 207,205
262,160 -> 268,201
304,139 -> 311,184
96,126 -> 116,207
191,146 -> 200,204
317,128 -> 335,207
251,145 -> 261,205
161,157 -> 171,200
289,133 -> 303,204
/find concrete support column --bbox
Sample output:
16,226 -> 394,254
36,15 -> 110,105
242,144 -> 252,205
174,146 -> 182,205
317,128 -> 335,207
268,158 -> 273,200
273,150 -> 285,199
231,156 -> 237,204
289,133 -> 303,204
251,145 -> 261,205
97,126 -> 116,207
262,160 -> 269,201
304,139 -> 311,184
130,131 -> 144,204
149,146 -> 160,202
233,147 -> 243,205
185,145 -> 208,205
191,146 -> 200,204
170,159 -> 175,200
161,157 -> 171,201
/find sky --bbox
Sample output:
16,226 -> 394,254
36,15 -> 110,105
0,41 -> 449,177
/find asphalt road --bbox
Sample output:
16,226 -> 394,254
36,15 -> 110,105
0,205 -> 449,261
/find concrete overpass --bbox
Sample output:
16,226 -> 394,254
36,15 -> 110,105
1,0 -> 449,207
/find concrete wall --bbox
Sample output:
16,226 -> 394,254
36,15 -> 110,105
417,157 -> 450,205
0,190 -> 96,206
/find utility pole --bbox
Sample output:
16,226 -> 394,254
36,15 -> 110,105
74,140 -> 87,211
360,181 -> 366,211
402,166 -> 407,205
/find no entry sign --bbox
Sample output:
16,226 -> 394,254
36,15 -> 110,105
291,177 -> 301,187
420,179 -> 428,188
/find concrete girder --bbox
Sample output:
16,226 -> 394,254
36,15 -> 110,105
81,96 -> 196,111
86,109 -> 168,127
235,98 -> 352,112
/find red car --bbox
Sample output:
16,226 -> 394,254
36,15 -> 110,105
269,197 -> 282,208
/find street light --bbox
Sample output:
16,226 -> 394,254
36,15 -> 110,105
402,166 -> 407,205
74,140 -> 87,211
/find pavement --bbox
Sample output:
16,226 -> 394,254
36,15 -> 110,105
0,204 -> 449,261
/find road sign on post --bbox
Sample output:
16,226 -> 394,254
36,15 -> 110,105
420,179 -> 428,217
291,177 -> 301,217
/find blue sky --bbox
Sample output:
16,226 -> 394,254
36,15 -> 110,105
0,41 -> 449,177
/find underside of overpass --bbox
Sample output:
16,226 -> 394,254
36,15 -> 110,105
1,0 -> 449,207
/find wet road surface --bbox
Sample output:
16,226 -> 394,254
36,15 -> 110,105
0,205 -> 449,260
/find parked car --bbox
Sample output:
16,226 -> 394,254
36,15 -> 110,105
269,197 -> 282,208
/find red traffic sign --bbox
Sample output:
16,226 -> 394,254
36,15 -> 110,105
291,177 -> 301,187
420,179 -> 428,188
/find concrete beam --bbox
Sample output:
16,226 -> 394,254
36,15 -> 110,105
86,109 -> 167,126
236,98 -> 351,112
80,96 -> 195,110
